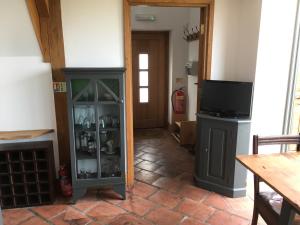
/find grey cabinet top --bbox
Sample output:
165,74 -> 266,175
197,113 -> 251,123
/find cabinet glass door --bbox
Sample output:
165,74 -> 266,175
97,79 -> 122,178
72,79 -> 98,179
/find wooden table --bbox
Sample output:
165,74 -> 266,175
236,152 -> 300,225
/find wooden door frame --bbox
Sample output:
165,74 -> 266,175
124,0 -> 215,186
132,31 -> 170,129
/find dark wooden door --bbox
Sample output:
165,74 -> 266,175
132,31 -> 169,129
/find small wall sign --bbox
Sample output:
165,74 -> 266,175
53,82 -> 67,93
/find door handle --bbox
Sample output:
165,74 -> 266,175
205,147 -> 208,153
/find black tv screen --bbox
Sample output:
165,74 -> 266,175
200,80 -> 253,118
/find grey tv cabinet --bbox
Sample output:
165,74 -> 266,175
194,113 -> 251,197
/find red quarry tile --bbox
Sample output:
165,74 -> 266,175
152,177 -> 184,193
149,190 -> 181,209
118,195 -> 157,216
178,162 -> 194,173
131,181 -> 158,198
135,167 -> 142,173
51,211 -> 91,225
192,203 -> 215,222
154,166 -> 182,177
21,216 -> 49,225
2,208 -> 34,225
64,207 -> 87,221
176,198 -> 200,216
31,204 -> 67,219
225,196 -> 254,220
135,169 -> 161,184
178,184 -> 210,201
176,198 -> 215,221
207,210 -> 249,225
203,193 -> 229,210
86,201 -> 126,221
136,161 -> 160,172
72,193 -> 100,211
109,214 -> 153,225
176,172 -> 194,185
135,152 -> 145,158
98,188 -> 125,205
146,207 -> 184,225
142,147 -> 160,154
134,158 -> 143,165
73,199 -> 99,212
140,153 -> 161,162
180,217 -> 206,225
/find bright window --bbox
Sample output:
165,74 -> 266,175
138,53 -> 149,103
139,54 -> 148,70
139,88 -> 149,103
139,71 -> 148,86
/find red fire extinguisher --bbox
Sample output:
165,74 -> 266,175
172,88 -> 186,114
58,165 -> 73,197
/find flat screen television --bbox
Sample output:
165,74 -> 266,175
200,80 -> 254,118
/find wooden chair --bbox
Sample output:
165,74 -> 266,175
252,134 -> 300,225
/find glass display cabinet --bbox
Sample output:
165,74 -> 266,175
64,68 -> 126,202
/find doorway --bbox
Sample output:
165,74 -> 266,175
132,31 -> 169,129
123,0 -> 214,186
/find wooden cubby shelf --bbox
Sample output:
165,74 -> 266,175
0,141 -> 55,209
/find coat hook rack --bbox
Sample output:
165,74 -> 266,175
183,25 -> 200,42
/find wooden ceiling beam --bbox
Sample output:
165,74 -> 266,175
35,0 -> 50,17
26,0 -> 70,167
26,0 -> 50,62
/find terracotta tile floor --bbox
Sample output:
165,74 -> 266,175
2,128 -> 267,225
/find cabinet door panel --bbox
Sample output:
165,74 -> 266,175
207,128 -> 227,179
200,119 -> 235,186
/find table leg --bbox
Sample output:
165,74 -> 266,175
0,207 -> 3,225
280,199 -> 295,225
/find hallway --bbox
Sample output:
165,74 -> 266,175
132,128 -> 261,225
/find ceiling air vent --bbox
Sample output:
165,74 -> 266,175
135,14 -> 156,22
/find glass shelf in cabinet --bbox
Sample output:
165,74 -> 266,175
76,150 -> 97,160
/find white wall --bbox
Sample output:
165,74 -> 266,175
211,0 -> 261,82
0,1 -> 59,172
0,0 -> 41,56
235,0 -> 262,81
61,0 -> 124,67
187,8 -> 200,121
251,0 -> 298,140
131,6 -> 190,124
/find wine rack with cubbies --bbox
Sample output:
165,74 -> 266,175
0,141 -> 55,209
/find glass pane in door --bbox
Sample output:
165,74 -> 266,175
71,79 -> 95,102
139,71 -> 148,86
98,103 -> 121,178
73,105 -> 98,179
100,130 -> 121,177
97,79 -> 120,102
139,88 -> 149,103
73,105 -> 96,131
139,54 -> 148,70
